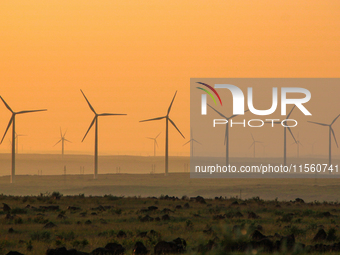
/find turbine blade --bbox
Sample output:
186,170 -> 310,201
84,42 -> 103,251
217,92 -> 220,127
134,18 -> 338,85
207,104 -> 228,119
60,127 -> 63,138
82,117 -> 96,142
146,137 -> 154,140
63,128 -> 68,137
331,127 -> 339,148
80,89 -> 96,114
287,127 -> 297,143
249,142 -> 254,149
0,96 -> 13,113
140,116 -> 166,122
167,91 -> 177,115
1,116 -> 13,144
229,109 -> 250,119
64,139 -> 72,143
308,121 -> 329,127
17,109 -> 47,114
193,139 -> 202,145
168,118 -> 185,139
251,133 -> 255,142
155,140 -> 159,148
98,113 -> 127,116
286,105 -> 296,119
331,114 -> 340,126
183,140 -> 191,146
299,142 -> 304,147
155,132 -> 161,139
53,140 -> 62,147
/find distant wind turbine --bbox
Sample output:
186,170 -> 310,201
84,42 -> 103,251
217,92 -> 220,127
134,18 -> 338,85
54,128 -> 71,158
291,132 -> 303,158
0,96 -> 47,183
183,129 -> 201,157
308,114 -> 340,166
15,133 -> 26,154
249,133 -> 263,158
146,132 -> 161,156
140,91 -> 185,176
80,90 -> 127,179
208,104 -> 249,166
267,106 -> 297,166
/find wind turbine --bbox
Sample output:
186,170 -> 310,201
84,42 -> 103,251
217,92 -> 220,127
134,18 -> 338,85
15,133 -> 26,154
208,104 -> 249,166
0,96 -> 47,183
249,133 -> 263,158
80,90 -> 127,179
183,129 -> 201,157
146,132 -> 161,157
140,91 -> 185,176
267,106 -> 297,166
54,128 -> 71,158
308,114 -> 340,166
291,132 -> 303,158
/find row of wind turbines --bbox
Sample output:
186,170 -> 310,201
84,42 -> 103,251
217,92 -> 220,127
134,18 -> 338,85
0,90 -> 339,183
0,90 -> 186,183
207,104 -> 340,168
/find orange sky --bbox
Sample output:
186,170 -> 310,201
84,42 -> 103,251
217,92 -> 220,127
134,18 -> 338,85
0,0 -> 339,156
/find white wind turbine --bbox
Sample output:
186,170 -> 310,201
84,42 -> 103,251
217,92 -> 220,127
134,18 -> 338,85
249,133 -> 263,158
146,132 -> 161,157
183,129 -> 201,157
0,96 -> 46,183
80,90 -> 127,179
308,114 -> 340,166
140,91 -> 185,176
291,132 -> 303,158
54,128 -> 71,158
208,104 -> 249,166
267,106 -> 297,166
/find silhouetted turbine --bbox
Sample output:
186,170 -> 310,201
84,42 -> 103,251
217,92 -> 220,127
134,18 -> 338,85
291,132 -> 303,158
15,133 -> 26,154
146,132 -> 161,157
183,129 -> 201,157
267,106 -> 297,166
308,114 -> 340,166
249,133 -> 263,158
54,128 -> 71,158
80,90 -> 127,179
140,91 -> 185,176
208,104 -> 249,166
0,96 -> 46,183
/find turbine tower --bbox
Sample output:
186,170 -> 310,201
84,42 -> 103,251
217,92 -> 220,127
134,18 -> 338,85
308,114 -> 340,166
267,106 -> 297,166
208,104 -> 249,166
183,129 -> 201,157
291,132 -> 303,158
54,128 -> 71,158
146,132 -> 161,157
80,90 -> 127,179
140,91 -> 185,176
249,133 -> 262,158
0,96 -> 46,183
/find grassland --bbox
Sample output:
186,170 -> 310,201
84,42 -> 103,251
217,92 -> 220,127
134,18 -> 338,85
1,193 -> 340,254
0,173 -> 340,202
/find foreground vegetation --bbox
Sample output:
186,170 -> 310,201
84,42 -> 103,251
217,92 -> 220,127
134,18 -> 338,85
1,193 -> 340,254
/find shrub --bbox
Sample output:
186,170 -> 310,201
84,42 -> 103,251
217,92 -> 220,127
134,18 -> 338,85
30,231 -> 51,242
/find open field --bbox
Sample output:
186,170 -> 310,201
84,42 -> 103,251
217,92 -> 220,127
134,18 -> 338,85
1,173 -> 340,202
1,195 -> 340,254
